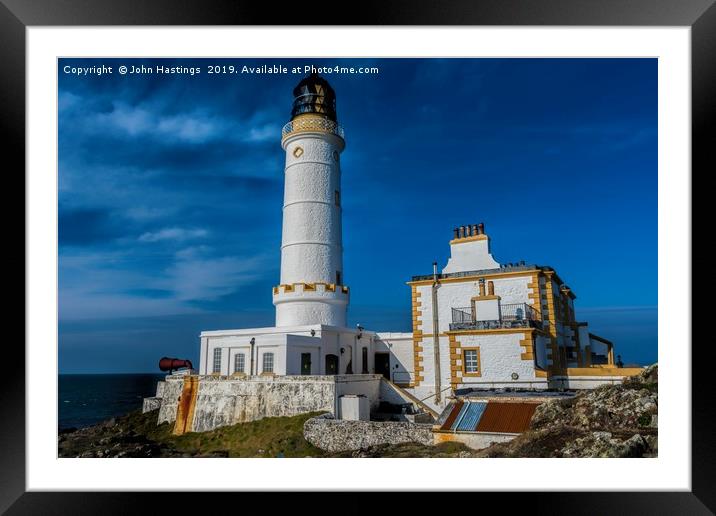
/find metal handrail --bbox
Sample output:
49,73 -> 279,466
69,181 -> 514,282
450,303 -> 542,331
282,117 -> 344,140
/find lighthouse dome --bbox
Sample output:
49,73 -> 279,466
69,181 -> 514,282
290,72 -> 337,122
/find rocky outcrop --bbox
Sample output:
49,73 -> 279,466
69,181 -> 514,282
476,365 -> 658,458
304,414 -> 434,452
531,365 -> 658,432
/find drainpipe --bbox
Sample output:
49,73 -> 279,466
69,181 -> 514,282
432,262 -> 442,404
250,337 -> 255,376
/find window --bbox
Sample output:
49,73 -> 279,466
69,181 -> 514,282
334,189 -> 341,206
463,349 -> 480,375
361,347 -> 369,374
212,348 -> 222,374
262,352 -> 274,374
336,270 -> 342,285
234,353 -> 245,374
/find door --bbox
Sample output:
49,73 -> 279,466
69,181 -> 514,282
300,353 -> 312,375
325,354 -> 338,375
375,352 -> 390,380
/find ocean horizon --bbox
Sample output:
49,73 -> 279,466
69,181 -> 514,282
59,373 -> 165,431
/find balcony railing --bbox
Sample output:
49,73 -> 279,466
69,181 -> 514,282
450,303 -> 542,331
282,117 -> 344,141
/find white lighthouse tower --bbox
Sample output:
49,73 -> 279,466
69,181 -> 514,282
273,73 -> 349,327
199,73 -> 376,379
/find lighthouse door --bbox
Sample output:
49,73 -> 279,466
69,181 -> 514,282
300,353 -> 312,375
375,353 -> 390,380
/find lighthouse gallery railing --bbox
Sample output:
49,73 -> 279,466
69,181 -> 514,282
282,117 -> 344,140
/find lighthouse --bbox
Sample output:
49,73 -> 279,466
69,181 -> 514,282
273,73 -> 349,327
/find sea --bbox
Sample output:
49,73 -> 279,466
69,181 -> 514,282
58,374 -> 165,431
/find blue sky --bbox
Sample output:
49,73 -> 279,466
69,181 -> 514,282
58,58 -> 657,373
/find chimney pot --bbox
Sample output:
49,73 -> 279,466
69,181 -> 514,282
453,228 -> 460,239
478,223 -> 485,234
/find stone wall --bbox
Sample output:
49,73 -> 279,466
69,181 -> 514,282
191,375 -> 337,432
152,373 -> 383,433
303,414 -> 434,452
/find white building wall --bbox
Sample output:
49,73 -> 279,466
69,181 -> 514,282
589,337 -> 610,357
199,325 -> 374,378
442,238 -> 500,273
417,275 -> 533,336
375,332 -> 414,384
415,335 -> 451,400
285,334 -> 322,375
454,333 -> 537,386
535,334 -> 549,370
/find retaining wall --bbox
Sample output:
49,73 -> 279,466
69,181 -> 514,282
152,373 -> 383,433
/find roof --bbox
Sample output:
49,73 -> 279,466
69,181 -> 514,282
437,400 -> 539,434
410,264 -> 540,283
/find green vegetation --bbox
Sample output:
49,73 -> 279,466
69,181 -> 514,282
154,411 -> 329,458
60,410 -> 475,458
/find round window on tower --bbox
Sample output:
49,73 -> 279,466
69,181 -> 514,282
293,146 -> 304,158
332,150 -> 339,162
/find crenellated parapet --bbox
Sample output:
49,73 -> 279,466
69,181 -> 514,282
272,282 -> 349,296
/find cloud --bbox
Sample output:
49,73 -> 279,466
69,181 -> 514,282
162,250 -> 268,302
59,245 -> 273,319
244,123 -> 280,143
139,227 -> 209,242
93,102 -> 223,144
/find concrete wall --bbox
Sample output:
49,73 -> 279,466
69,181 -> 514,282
433,430 -> 517,450
304,414 -> 434,452
550,375 -> 633,390
375,332 -> 414,384
154,373 -> 383,433
335,374 -> 381,413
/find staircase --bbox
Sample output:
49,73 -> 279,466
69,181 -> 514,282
380,378 -> 440,420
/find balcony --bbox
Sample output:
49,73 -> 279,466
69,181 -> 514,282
281,116 -> 344,142
449,303 -> 542,331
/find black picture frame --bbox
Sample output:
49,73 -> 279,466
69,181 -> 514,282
3,0 -> 711,513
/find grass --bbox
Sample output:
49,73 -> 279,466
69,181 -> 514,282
125,410 -> 330,457
96,410 -> 476,458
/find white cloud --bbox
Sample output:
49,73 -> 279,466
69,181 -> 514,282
93,101 -> 223,144
244,123 -> 280,143
139,227 -> 208,243
163,253 -> 267,302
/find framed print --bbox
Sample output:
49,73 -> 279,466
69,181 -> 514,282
3,0 -> 713,513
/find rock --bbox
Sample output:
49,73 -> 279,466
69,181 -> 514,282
560,432 -> 649,458
531,367 -> 658,433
